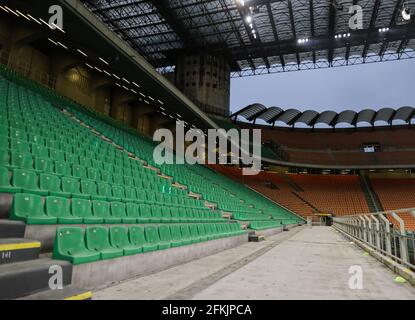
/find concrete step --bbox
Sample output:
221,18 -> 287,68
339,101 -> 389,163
0,238 -> 41,265
0,258 -> 72,299
0,220 -> 26,238
18,285 -> 91,300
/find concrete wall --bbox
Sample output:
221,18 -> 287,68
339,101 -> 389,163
175,54 -> 230,116
0,17 -> 166,139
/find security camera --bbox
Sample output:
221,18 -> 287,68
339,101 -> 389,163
402,7 -> 411,21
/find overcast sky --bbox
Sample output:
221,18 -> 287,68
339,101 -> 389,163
230,59 -> 415,115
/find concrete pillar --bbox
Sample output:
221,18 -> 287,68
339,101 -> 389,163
359,216 -> 367,242
363,215 -> 373,246
93,79 -> 113,115
50,54 -> 92,106
391,212 -> 409,264
174,54 -> 230,116
110,90 -> 138,123
379,214 -> 392,255
371,214 -> 381,250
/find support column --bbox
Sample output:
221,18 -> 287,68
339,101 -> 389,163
359,216 -> 367,242
379,214 -> 392,255
363,215 -> 372,246
391,212 -> 409,264
174,54 -> 230,116
371,214 -> 381,251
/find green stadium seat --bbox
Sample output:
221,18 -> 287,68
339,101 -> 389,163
10,139 -> 30,152
97,182 -> 112,200
31,144 -> 49,158
189,224 -> 202,242
53,227 -> 100,264
11,152 -> 33,170
0,166 -> 21,192
100,170 -> 113,183
71,198 -> 103,224
109,226 -> 142,256
65,153 -> 79,165
39,173 -> 69,197
54,161 -> 71,176
169,225 -> 185,247
87,167 -> 99,181
129,226 -> 150,251
85,226 -> 123,260
144,225 -> 166,251
80,180 -> 99,199
158,225 -> 173,248
50,149 -> 65,162
112,185 -> 125,200
197,224 -> 209,241
149,204 -> 162,223
10,193 -> 57,224
0,149 -> 10,167
61,177 -> 87,199
180,224 -> 197,244
12,168 -> 47,195
45,196 -> 82,224
124,187 -> 137,202
92,200 -> 120,223
160,206 -> 173,223
34,157 -> 54,174
113,175 -> 124,186
110,201 -> 134,223
72,164 -> 87,179
125,203 -> 139,223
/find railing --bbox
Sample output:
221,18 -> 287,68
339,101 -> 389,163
333,208 -> 415,271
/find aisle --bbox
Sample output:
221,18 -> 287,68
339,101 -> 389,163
192,227 -> 415,300
94,226 -> 415,300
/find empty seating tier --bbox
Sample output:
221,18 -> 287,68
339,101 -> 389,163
53,223 -> 245,264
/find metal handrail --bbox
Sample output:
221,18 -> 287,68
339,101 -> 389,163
333,210 -> 415,272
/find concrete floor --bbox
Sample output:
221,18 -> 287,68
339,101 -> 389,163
94,226 -> 415,300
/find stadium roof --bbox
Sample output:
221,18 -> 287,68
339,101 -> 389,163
82,0 -> 415,77
232,104 -> 415,127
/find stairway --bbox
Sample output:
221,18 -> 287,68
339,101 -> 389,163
279,173 -> 304,192
292,191 -> 320,213
359,174 -> 384,213
0,195 -> 91,300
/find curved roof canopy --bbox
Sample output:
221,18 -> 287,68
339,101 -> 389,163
231,105 -> 415,129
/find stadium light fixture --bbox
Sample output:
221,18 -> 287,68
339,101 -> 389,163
57,41 -> 68,50
15,10 -> 30,21
27,14 -> 42,25
246,15 -> 252,23
47,38 -> 58,46
4,6 -> 19,17
77,49 -> 88,57
402,7 -> 411,21
297,38 -> 309,44
378,27 -> 389,33
39,18 -> 53,29
99,57 -> 109,65
335,33 -> 351,39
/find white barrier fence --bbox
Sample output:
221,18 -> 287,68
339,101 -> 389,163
333,208 -> 415,271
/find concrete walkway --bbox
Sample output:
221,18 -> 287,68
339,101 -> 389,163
94,226 -> 415,300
